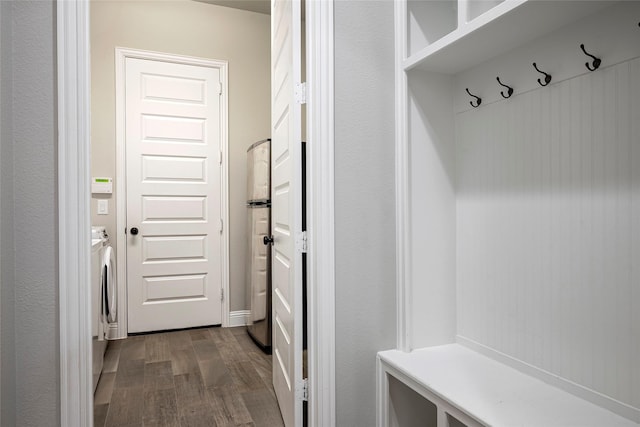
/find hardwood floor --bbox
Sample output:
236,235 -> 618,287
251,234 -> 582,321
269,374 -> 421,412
94,326 -> 284,427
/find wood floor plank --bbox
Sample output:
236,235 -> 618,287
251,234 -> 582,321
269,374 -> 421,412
95,328 -> 281,426
198,358 -> 233,388
174,372 -> 209,409
242,389 -> 285,427
234,331 -> 263,353
103,341 -> 122,373
189,328 -> 210,342
119,336 -> 146,361
142,388 -> 180,427
207,383 -> 253,426
165,330 -> 193,350
94,372 -> 116,405
113,359 -> 145,389
94,403 -> 109,427
209,327 -> 239,345
208,326 -> 225,344
192,338 -> 221,362
248,352 -> 275,394
177,403 -> 218,427
144,361 -> 174,391
107,339 -> 124,350
170,347 -> 200,376
145,333 -> 172,363
217,339 -> 251,364
104,386 -> 144,426
230,326 -> 247,336
227,360 -> 266,392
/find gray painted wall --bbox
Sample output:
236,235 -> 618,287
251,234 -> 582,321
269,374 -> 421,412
1,1 -> 59,425
334,1 -> 396,425
0,1 -> 16,425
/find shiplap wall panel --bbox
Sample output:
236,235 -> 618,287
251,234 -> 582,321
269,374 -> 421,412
456,58 -> 640,410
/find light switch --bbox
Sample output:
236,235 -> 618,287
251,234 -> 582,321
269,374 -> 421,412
97,199 -> 109,215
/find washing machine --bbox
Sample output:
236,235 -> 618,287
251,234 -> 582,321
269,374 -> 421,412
91,227 -> 107,391
91,226 -> 117,392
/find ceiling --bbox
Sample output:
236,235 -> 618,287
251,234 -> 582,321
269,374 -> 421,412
195,0 -> 271,15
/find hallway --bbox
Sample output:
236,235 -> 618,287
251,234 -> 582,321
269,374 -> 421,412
93,326 -> 284,427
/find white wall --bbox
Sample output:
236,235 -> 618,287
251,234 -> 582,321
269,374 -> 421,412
90,0 -> 271,313
1,1 -> 59,425
334,1 -> 396,425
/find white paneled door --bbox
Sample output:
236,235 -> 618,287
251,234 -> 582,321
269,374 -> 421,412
271,0 -> 304,425
125,57 -> 223,333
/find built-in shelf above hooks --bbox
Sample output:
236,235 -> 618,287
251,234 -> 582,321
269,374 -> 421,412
403,1 -> 612,74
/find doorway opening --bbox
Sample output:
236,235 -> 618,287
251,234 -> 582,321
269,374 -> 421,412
57,0 -> 335,425
89,1 -> 298,426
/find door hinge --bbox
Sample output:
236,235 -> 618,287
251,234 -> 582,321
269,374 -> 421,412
295,82 -> 307,104
297,378 -> 308,402
219,150 -> 223,165
295,231 -> 308,254
219,218 -> 223,233
217,81 -> 223,95
221,288 -> 224,301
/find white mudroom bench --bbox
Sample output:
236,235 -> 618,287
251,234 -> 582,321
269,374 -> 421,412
377,344 -> 639,427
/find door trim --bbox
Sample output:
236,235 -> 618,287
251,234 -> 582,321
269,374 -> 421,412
306,0 -> 337,425
114,47 -> 230,336
57,1 -> 93,425
57,1 -> 337,425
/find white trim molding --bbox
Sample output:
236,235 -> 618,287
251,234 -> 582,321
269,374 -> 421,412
306,0 -> 336,425
114,47 -> 230,336
57,1 -> 93,425
228,310 -> 251,328
394,0 -> 411,353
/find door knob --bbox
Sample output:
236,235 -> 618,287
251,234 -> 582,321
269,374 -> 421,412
130,227 -> 139,235
263,235 -> 274,245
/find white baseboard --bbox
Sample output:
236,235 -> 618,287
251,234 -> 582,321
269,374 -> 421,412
228,310 -> 250,327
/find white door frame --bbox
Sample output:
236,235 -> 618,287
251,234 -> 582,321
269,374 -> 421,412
57,0 -> 335,426
114,47 -> 229,337
57,1 -> 93,424
306,0 -> 336,425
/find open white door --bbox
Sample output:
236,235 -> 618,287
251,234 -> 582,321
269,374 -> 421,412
271,0 -> 304,425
